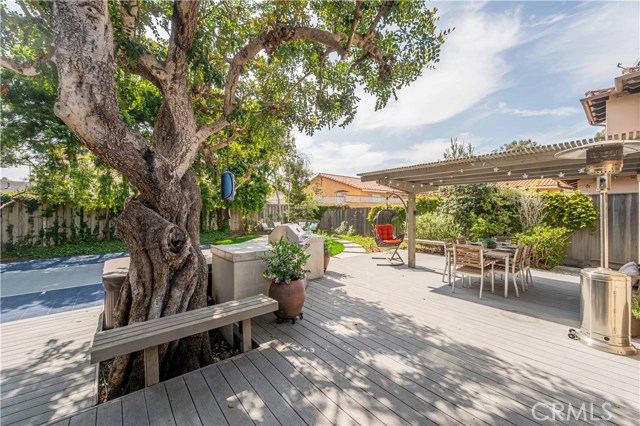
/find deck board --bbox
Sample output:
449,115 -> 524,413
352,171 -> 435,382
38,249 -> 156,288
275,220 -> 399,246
51,252 -> 640,425
0,307 -> 100,426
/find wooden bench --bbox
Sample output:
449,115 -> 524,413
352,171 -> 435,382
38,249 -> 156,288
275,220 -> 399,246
90,294 -> 277,387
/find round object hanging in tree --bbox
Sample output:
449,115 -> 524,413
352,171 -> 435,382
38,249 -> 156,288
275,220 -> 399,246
221,171 -> 235,201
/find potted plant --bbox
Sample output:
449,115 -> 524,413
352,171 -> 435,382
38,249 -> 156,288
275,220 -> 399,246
631,293 -> 640,337
323,236 -> 334,272
260,238 -> 310,323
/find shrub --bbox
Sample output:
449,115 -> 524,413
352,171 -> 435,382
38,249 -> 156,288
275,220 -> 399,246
416,195 -> 441,214
517,226 -> 570,269
436,184 -> 518,237
632,295 -> 640,320
470,216 -> 507,240
288,196 -> 319,222
542,191 -> 597,232
334,220 -> 355,236
416,213 -> 461,241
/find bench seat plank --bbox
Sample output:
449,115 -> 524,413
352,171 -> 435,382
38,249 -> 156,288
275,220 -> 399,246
93,297 -> 270,346
91,295 -> 277,364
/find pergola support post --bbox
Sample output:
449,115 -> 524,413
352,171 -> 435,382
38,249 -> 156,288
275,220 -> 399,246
407,192 -> 416,268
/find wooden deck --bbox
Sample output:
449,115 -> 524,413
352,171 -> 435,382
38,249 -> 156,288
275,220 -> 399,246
0,307 -> 101,425
50,252 -> 640,425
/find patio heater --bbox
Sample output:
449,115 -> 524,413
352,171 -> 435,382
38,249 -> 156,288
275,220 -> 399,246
560,142 -> 637,355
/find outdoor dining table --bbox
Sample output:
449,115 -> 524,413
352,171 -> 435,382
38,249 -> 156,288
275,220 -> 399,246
484,247 -> 517,298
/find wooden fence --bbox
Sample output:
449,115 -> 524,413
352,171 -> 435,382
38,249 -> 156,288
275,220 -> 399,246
318,207 -> 373,236
566,193 -> 638,267
1,202 -> 116,249
4,195 -> 638,266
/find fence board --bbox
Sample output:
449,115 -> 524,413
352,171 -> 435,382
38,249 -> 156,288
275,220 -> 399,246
319,207 -> 373,236
566,193 -> 638,267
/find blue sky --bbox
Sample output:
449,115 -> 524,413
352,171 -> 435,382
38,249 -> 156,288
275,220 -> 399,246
2,1 -> 638,182
295,1 -> 640,177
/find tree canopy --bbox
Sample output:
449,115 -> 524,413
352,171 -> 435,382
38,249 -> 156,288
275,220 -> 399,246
1,0 -> 450,396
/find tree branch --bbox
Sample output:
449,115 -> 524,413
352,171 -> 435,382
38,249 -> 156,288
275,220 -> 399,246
0,52 -> 54,76
366,1 -> 395,39
343,0 -> 363,59
223,24 -> 392,118
17,0 -> 33,18
195,117 -> 230,145
119,0 -> 139,38
50,0 -> 171,201
280,49 -> 330,106
224,25 -> 348,117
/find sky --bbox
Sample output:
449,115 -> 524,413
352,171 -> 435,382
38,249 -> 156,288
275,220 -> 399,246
295,0 -> 640,177
1,1 -> 639,181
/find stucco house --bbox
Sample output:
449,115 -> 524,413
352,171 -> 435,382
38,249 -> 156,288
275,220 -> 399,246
495,178 -> 574,193
576,65 -> 640,194
306,173 -> 405,207
0,177 -> 30,194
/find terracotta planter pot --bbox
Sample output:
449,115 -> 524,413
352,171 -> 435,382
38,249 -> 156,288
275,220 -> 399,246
269,278 -> 305,322
324,250 -> 330,272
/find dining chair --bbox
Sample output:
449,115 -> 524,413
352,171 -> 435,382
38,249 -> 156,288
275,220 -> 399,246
452,244 -> 495,299
522,243 -> 534,288
456,236 -> 467,244
442,238 -> 454,284
493,245 -> 524,295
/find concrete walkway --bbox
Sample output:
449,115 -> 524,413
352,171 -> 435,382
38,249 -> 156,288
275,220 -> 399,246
333,238 -> 367,259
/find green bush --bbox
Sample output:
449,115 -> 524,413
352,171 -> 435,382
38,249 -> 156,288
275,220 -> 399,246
470,216 -> 508,241
334,220 -> 355,236
632,295 -> 640,320
436,184 -> 518,237
416,195 -> 441,214
516,226 -> 570,269
542,191 -> 597,232
416,213 -> 461,241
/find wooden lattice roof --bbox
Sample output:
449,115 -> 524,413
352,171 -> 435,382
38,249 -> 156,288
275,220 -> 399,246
359,131 -> 640,192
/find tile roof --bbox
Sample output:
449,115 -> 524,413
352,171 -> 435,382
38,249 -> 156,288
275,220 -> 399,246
313,173 -> 395,193
496,178 -> 573,189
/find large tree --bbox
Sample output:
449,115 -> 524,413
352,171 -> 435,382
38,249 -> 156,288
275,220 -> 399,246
1,0 -> 448,396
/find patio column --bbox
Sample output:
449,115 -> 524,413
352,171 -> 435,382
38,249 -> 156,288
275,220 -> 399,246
407,192 -> 416,268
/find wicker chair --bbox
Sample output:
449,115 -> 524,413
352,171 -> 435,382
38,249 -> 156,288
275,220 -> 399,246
373,209 -> 404,264
452,244 -> 495,299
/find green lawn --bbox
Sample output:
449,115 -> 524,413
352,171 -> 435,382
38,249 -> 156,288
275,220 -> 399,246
2,232 -> 260,261
336,234 -> 407,253
329,239 -> 345,256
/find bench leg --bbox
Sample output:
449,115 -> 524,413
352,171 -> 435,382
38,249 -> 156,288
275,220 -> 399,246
144,346 -> 160,387
241,319 -> 252,353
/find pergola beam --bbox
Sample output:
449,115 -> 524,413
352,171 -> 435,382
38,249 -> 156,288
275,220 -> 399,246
359,131 -> 640,269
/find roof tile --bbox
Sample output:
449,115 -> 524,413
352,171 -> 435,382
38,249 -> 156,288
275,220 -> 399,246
314,173 -> 395,193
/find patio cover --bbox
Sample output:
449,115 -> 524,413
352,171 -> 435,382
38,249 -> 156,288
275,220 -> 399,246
359,131 -> 640,268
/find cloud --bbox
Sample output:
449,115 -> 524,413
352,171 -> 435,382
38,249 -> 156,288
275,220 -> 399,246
497,102 -> 582,117
353,4 -> 524,131
528,2 -> 640,90
527,13 -> 566,28
296,132 -> 484,176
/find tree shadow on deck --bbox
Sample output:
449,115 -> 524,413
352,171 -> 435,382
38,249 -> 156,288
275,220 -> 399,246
1,333 -> 96,425
252,272 -> 638,426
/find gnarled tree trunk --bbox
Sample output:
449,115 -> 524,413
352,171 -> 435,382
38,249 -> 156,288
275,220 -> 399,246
108,173 -> 212,398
